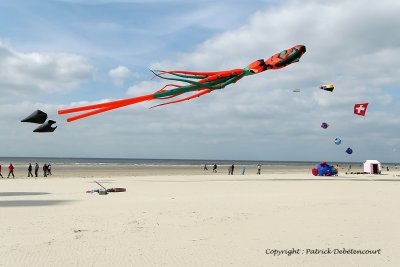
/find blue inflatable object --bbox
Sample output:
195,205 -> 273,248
316,162 -> 337,176
346,147 -> 353,154
334,138 -> 342,145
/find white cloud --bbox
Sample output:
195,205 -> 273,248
0,42 -> 93,97
108,65 -> 138,86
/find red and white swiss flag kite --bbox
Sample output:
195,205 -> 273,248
354,103 -> 368,116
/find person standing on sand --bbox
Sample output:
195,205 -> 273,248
0,164 -> 3,178
241,167 -> 246,175
257,164 -> 261,175
7,163 -> 15,178
34,163 -> 39,177
231,164 -> 235,175
43,164 -> 48,177
203,164 -> 208,171
48,163 -> 52,175
28,163 -> 33,177
213,164 -> 217,173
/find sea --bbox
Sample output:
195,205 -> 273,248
0,157 -> 396,168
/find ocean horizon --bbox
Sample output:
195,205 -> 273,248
0,157 -> 397,167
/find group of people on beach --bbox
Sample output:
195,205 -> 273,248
0,163 -> 52,178
203,163 -> 262,175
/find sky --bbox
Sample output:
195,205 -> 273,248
0,0 -> 400,162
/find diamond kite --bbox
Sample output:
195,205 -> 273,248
58,45 -> 306,122
354,103 -> 368,116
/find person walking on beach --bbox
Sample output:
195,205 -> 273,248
257,164 -> 261,175
34,163 -> 39,177
0,164 -> 3,178
7,163 -> 15,178
203,164 -> 208,171
212,164 -> 217,173
241,167 -> 246,175
28,163 -> 33,177
230,164 -> 235,175
47,163 -> 52,175
43,164 -> 48,177
228,165 -> 232,175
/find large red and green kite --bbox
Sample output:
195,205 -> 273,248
58,45 -> 306,122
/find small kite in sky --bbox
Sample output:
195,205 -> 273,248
33,120 -> 57,133
21,110 -> 47,124
293,89 -> 301,93
354,103 -> 368,116
21,110 -> 57,133
58,45 -> 306,122
321,122 -> 329,129
320,84 -> 334,92
346,147 -> 353,154
335,138 -> 342,145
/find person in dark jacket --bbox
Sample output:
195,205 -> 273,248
212,164 -> 217,173
28,163 -> 33,177
43,164 -> 48,177
34,163 -> 39,177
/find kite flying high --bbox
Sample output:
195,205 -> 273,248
58,45 -> 306,122
320,84 -> 334,92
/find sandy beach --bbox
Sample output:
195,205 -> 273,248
0,165 -> 399,267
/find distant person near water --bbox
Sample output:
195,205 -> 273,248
213,164 -> 217,173
48,163 -> 52,175
7,163 -> 15,178
34,163 -> 39,177
0,164 -> 3,178
241,167 -> 246,175
257,164 -> 261,175
28,163 -> 33,177
228,164 -> 234,175
204,164 -> 208,171
43,164 -> 48,177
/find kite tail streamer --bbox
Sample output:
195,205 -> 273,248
58,94 -> 155,122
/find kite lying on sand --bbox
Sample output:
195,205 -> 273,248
58,45 -> 306,122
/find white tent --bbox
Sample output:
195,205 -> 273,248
363,160 -> 381,174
